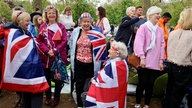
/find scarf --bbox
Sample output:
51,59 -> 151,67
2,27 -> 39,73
145,20 -> 158,51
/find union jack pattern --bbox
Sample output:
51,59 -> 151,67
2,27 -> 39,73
86,30 -> 106,61
85,59 -> 129,108
1,29 -> 49,93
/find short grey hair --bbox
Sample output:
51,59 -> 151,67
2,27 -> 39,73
146,6 -> 162,20
111,41 -> 128,59
126,6 -> 135,15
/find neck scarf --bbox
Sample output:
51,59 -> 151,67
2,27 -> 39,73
145,20 -> 158,51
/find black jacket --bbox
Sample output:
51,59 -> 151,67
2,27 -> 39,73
115,16 -> 139,46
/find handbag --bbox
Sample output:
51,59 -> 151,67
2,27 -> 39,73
127,53 -> 140,68
51,52 -> 69,84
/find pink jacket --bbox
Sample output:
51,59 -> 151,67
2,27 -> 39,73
134,24 -> 164,70
36,22 -> 67,69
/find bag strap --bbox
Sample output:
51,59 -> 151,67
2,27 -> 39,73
127,34 -> 132,48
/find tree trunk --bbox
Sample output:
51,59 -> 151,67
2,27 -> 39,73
32,0 -> 42,13
142,0 -> 151,16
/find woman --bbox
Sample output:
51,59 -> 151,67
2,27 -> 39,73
60,6 -> 75,57
95,6 -> 111,36
36,5 -> 67,107
33,15 -> 43,37
0,10 -> 49,108
70,12 -> 104,107
165,8 -> 192,108
133,6 -> 164,108
60,6 -> 75,31
85,41 -> 129,108
115,6 -> 141,54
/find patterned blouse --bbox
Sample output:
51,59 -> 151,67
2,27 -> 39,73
76,35 -> 92,63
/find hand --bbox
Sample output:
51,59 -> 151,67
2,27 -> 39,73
71,22 -> 75,27
139,15 -> 145,19
159,63 -> 164,71
54,72 -> 61,80
134,27 -> 138,33
93,21 -> 96,26
48,49 -> 54,57
140,58 -> 146,68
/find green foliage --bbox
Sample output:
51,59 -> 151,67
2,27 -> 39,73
0,0 -> 12,21
1,0 -> 191,28
153,73 -> 168,97
14,1 -> 33,14
157,1 -> 185,27
71,1 -> 96,24
105,0 -> 133,25
42,0 -> 52,11
55,0 -> 96,24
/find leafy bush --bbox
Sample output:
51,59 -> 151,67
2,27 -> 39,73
0,0 -> 12,21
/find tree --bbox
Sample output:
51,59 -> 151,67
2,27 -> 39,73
71,0 -> 96,23
32,0 -> 42,12
142,0 -> 151,15
0,0 -> 12,21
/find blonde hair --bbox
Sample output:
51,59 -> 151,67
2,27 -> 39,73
12,11 -> 30,25
62,6 -> 71,14
178,7 -> 192,30
111,41 -> 128,59
42,5 -> 59,23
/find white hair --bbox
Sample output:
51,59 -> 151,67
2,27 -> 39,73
111,41 -> 128,59
146,6 -> 162,20
126,6 -> 135,15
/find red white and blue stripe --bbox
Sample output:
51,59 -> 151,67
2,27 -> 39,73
87,30 -> 106,61
85,59 -> 129,108
1,29 -> 49,93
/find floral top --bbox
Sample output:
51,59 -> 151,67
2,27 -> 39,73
76,35 -> 92,63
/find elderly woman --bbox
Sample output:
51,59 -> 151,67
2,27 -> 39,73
85,41 -> 129,108
0,10 -> 49,108
36,5 -> 67,107
165,8 -> 192,108
115,6 -> 143,54
70,12 -> 105,107
133,6 -> 164,108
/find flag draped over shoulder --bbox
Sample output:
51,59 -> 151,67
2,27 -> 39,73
87,30 -> 106,61
1,29 -> 49,93
85,59 -> 129,108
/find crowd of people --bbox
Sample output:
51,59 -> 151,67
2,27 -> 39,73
0,3 -> 192,108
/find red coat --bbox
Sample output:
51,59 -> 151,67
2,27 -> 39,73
0,25 -> 4,71
36,22 -> 67,69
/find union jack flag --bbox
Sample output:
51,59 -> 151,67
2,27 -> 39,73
1,29 -> 49,93
87,30 -> 106,61
85,58 -> 129,108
